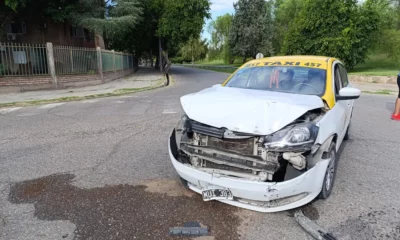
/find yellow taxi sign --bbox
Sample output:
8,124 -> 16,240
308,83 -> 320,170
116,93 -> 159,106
243,60 -> 327,69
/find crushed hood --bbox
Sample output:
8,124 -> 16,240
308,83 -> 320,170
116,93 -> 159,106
180,85 -> 324,135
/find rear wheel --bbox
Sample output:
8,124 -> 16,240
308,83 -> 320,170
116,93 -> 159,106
318,142 -> 337,199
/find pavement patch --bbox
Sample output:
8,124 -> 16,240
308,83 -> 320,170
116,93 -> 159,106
8,173 -> 242,240
330,208 -> 400,240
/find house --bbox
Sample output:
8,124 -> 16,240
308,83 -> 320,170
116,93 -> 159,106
3,17 -> 105,49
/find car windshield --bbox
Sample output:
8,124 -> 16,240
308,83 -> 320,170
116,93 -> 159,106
225,66 -> 327,96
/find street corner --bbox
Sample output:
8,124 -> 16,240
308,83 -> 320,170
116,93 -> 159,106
6,173 -> 246,240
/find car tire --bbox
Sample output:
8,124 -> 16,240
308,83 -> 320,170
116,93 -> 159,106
318,142 -> 338,199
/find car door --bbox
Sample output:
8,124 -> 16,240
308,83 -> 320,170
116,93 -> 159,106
332,62 -> 349,146
337,63 -> 353,127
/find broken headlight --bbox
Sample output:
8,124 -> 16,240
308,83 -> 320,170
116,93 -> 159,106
263,122 -> 319,151
175,114 -> 192,135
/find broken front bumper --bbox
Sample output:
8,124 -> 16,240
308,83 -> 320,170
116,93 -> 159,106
168,130 -> 330,213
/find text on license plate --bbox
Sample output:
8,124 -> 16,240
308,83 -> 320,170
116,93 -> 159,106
202,189 -> 233,201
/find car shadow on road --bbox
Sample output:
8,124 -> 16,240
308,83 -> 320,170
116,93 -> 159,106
8,173 -> 241,240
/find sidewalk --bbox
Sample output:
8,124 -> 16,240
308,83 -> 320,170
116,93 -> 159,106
0,67 -> 166,105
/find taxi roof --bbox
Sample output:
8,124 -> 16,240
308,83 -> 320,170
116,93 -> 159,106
250,55 -> 333,63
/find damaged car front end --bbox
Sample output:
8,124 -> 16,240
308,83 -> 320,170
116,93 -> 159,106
169,98 -> 333,212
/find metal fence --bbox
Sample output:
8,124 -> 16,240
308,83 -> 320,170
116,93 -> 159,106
0,43 -> 48,76
0,42 -> 134,77
101,50 -> 133,72
54,46 -> 98,75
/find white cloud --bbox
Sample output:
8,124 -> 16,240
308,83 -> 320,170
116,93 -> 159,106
210,0 -> 236,11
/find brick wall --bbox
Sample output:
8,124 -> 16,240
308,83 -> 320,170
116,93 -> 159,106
0,76 -> 53,87
58,74 -> 101,83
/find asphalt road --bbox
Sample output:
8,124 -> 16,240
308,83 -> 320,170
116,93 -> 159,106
1,66 -> 400,240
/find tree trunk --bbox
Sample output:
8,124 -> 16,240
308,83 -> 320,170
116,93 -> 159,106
133,55 -> 139,69
150,49 -> 153,67
242,56 -> 247,63
159,37 -> 163,72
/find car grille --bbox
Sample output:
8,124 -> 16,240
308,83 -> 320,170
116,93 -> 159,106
207,136 -> 254,155
190,120 -> 225,138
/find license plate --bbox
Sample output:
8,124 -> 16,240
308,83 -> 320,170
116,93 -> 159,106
202,189 -> 233,201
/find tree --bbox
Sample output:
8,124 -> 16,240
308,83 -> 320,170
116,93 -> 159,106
75,0 -> 143,37
107,0 -> 211,69
208,14 -> 233,63
179,36 -> 208,63
156,0 -> 211,50
273,0 -> 305,54
368,0 -> 400,62
281,0 -> 379,69
229,0 -> 275,62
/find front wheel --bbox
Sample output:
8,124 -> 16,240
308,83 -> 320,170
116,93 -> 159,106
318,142 -> 337,199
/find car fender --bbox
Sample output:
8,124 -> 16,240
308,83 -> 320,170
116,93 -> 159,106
315,106 -> 344,152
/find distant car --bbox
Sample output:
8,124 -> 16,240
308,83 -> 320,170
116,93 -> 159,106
168,56 -> 361,212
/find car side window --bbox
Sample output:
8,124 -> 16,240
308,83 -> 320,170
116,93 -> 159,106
334,64 -> 342,94
338,64 -> 349,87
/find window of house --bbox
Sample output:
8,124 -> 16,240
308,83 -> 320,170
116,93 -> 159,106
71,26 -> 85,37
84,28 -> 95,42
6,22 -> 27,34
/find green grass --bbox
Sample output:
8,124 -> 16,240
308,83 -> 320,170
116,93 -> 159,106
350,54 -> 399,76
362,89 -> 396,95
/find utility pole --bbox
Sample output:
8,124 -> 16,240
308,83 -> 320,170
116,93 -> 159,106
159,37 -> 163,72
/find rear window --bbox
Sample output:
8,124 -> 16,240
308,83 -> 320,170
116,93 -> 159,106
225,66 -> 327,96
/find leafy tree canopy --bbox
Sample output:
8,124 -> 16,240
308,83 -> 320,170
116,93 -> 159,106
229,0 -> 275,62
281,0 -> 379,69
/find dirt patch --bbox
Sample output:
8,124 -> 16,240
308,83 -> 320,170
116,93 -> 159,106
143,179 -> 195,197
234,209 -> 254,239
301,204 -> 320,221
8,173 -> 241,240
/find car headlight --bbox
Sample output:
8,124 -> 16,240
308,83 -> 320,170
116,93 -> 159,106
263,122 -> 319,151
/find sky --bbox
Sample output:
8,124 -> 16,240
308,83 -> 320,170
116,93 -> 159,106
201,0 -> 236,41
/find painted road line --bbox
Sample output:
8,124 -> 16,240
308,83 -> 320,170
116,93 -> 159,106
116,101 -> 125,103
163,109 -> 177,114
0,107 -> 22,114
38,103 -> 65,109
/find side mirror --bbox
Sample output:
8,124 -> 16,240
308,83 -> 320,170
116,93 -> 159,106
336,87 -> 361,101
